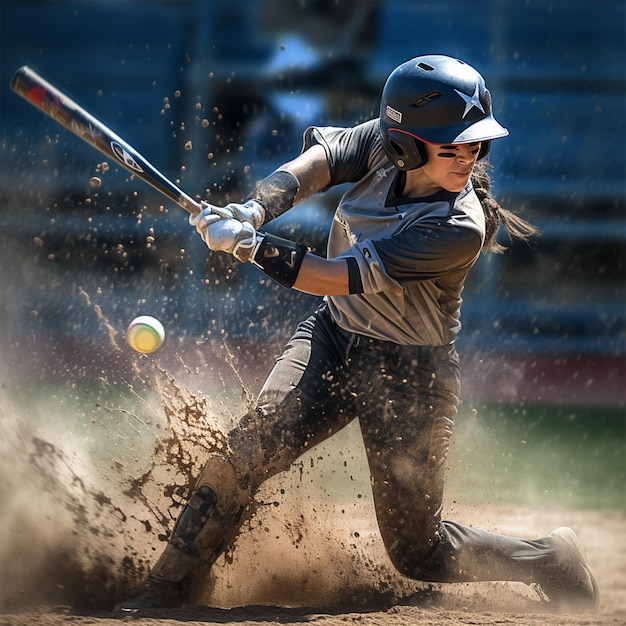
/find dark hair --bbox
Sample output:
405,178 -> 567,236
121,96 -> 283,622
471,161 -> 539,253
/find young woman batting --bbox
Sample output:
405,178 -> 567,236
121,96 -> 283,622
116,54 -> 598,614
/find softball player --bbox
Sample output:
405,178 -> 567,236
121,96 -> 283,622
116,55 -> 598,613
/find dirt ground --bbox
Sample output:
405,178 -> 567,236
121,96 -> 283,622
1,504 -> 624,626
1,604 -> 623,626
0,352 -> 624,626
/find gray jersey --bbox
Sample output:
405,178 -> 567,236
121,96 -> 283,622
302,119 -> 486,346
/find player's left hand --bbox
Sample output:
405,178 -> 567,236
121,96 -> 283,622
190,208 -> 257,262
200,199 -> 265,230
224,199 -> 265,229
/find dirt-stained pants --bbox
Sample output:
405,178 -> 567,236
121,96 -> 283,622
226,304 -> 554,584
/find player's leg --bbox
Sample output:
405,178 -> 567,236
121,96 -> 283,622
352,341 -> 460,573
422,521 -> 599,611
227,305 -> 360,489
114,306 -> 358,610
355,342 -> 597,611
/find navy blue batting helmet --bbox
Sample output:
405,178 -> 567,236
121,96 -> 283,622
380,55 -> 508,170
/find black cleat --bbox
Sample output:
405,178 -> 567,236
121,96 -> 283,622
535,527 -> 599,613
113,576 -> 186,612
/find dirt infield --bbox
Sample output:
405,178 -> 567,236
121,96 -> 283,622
1,348 -> 624,626
1,488 -> 625,625
1,504 -> 624,626
1,604 -> 623,626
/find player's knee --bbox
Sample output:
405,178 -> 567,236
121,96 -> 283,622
387,542 -> 447,581
228,405 -> 308,485
385,541 -> 433,579
380,520 -> 442,581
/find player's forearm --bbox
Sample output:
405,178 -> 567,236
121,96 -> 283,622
292,254 -> 351,296
246,145 -> 331,222
277,144 -> 331,205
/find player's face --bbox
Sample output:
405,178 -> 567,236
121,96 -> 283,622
421,141 -> 482,193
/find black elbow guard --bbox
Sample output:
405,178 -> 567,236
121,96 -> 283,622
246,170 -> 300,220
250,233 -> 308,288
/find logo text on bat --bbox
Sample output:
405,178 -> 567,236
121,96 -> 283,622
111,142 -> 144,172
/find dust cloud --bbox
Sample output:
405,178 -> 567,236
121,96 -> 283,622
0,287 -> 394,613
0,287 -> 233,610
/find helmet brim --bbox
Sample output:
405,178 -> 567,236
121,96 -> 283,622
452,115 -> 509,143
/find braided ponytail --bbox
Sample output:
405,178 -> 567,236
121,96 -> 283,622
471,161 -> 539,253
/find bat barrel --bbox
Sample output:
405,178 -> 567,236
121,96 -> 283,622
10,66 -> 202,215
11,66 -> 115,147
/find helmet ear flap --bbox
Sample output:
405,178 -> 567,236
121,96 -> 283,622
386,131 -> 429,170
387,137 -> 406,158
413,138 -> 428,168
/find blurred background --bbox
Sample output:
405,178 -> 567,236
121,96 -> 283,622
1,0 -> 624,405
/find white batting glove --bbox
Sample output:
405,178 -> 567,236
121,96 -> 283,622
223,199 -> 265,230
190,208 -> 257,262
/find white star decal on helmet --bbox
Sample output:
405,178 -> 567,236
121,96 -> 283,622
454,84 -> 485,118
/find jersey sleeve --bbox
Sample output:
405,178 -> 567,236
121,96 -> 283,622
338,224 -> 483,293
302,119 -> 381,186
